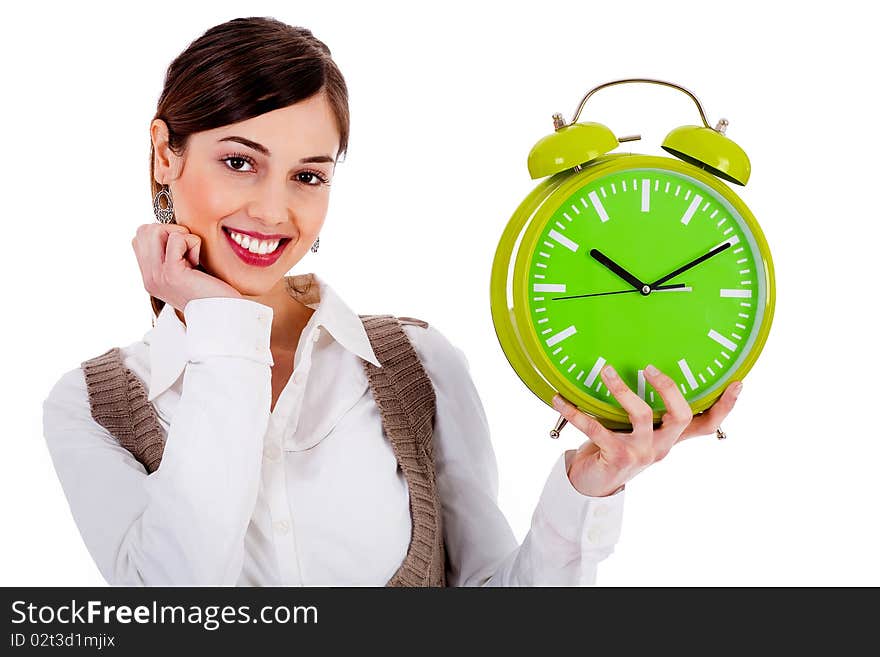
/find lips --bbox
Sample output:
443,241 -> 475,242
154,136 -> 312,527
223,227 -> 291,268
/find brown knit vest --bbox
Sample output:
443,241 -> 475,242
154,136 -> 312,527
79,313 -> 447,587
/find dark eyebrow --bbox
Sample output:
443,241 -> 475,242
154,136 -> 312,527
217,136 -> 335,164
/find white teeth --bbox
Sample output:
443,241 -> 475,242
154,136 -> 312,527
227,230 -> 281,255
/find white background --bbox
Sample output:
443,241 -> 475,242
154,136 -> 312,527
2,0 -> 877,586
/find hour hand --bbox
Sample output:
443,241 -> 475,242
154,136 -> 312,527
589,249 -> 649,294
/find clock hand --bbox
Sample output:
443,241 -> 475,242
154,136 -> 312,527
648,241 -> 732,288
551,283 -> 686,301
589,249 -> 650,295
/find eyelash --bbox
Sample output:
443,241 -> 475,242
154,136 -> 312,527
219,152 -> 330,186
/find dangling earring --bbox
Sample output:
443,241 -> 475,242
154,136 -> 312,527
153,184 -> 176,224
311,236 -> 320,253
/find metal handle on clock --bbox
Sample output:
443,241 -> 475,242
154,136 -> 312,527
563,78 -> 723,132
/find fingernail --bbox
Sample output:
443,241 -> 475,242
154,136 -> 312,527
552,395 -> 566,410
602,365 -> 618,380
645,364 -> 659,376
733,382 -> 743,397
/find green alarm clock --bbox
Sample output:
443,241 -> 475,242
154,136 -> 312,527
490,78 -> 775,433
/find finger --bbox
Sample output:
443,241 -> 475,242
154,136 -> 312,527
600,364 -> 654,436
165,232 -> 200,269
679,381 -> 743,441
552,394 -> 621,454
644,364 -> 693,438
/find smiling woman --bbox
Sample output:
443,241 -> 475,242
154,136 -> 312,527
147,16 -> 349,319
41,14 -> 737,590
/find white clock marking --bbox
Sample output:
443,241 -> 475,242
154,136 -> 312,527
584,356 -> 606,387
541,328 -> 552,334
552,347 -> 562,355
698,373 -> 707,384
712,234 -> 740,251
580,197 -> 589,210
650,391 -> 655,403
571,203 -> 580,215
637,369 -> 646,400
680,194 -> 704,225
736,323 -> 747,330
675,185 -> 681,196
534,284 -> 566,292
535,262 -> 547,269
723,227 -> 733,235
543,241 -> 555,249
739,269 -> 750,274
633,179 -> 638,190
562,213 -> 573,222
535,307 -> 546,312
678,358 -> 699,390
545,325 -> 577,347
702,201 -> 711,211
577,370 -> 585,381
537,318 -> 548,324
740,302 -> 751,307
621,180 -> 627,192
680,383 -> 688,395
611,183 -> 617,195
548,229 -> 579,252
707,365 -> 716,376
714,358 -> 723,368
717,217 -> 727,227
720,289 -> 752,298
710,209 -> 719,219
641,179 -> 651,212
665,182 -> 670,193
654,180 -> 659,191
587,191 -> 610,222
708,329 -> 738,351
568,362 -> 577,373
684,189 -> 692,200
560,355 -> 569,364
555,221 -> 566,230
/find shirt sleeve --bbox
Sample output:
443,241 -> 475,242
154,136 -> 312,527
42,297 -> 275,586
411,324 -> 625,587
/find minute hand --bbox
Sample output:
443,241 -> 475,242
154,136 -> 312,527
649,242 -> 732,288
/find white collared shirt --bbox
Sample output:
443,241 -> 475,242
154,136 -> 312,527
42,272 -> 624,586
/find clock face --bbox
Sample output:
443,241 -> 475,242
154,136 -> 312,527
521,166 -> 768,413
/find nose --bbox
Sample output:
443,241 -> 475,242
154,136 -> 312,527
247,176 -> 292,230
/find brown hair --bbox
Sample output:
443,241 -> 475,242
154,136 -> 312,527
147,16 -> 349,318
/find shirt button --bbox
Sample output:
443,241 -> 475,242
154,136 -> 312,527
312,328 -> 321,343
274,519 -> 290,534
587,527 -> 603,543
264,445 -> 281,461
594,505 -> 609,518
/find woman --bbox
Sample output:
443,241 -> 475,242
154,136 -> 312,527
41,16 -> 742,586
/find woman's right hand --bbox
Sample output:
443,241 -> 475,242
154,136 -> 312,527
132,223 -> 243,313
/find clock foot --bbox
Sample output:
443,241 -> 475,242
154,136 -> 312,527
549,415 -> 568,439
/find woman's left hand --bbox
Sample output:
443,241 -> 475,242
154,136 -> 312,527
553,363 -> 743,498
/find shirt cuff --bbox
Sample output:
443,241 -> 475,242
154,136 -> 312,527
184,297 -> 274,366
537,451 -> 625,550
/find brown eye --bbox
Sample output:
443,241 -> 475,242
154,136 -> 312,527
220,153 -> 255,172
297,170 -> 330,186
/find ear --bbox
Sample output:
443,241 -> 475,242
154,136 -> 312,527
150,119 -> 177,185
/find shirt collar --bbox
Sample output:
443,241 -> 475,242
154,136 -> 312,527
142,271 -> 382,402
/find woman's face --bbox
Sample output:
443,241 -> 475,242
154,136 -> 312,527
151,92 -> 340,297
